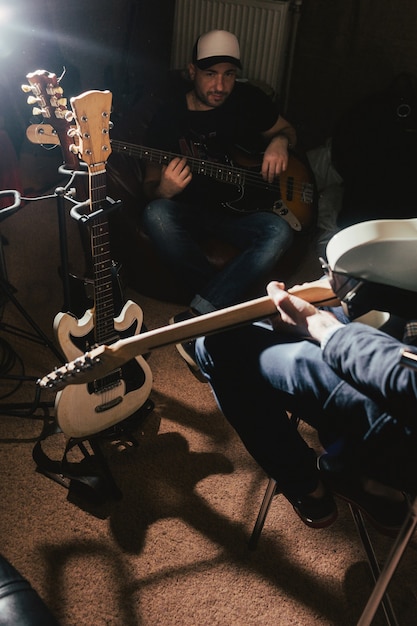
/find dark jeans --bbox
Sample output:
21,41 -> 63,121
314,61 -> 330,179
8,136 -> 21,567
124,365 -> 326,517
141,199 -> 293,313
195,318 -> 388,500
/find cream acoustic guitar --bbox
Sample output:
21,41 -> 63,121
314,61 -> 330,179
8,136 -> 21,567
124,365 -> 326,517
38,281 -> 339,391
25,122 -> 316,232
48,89 -> 153,439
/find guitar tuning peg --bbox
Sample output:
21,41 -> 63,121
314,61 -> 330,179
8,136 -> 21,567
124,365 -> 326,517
50,96 -> 67,108
65,111 -> 74,122
46,85 -> 63,96
69,144 -> 79,154
32,107 -> 44,116
27,95 -> 40,105
54,109 -> 67,120
21,84 -> 32,93
67,127 -> 78,137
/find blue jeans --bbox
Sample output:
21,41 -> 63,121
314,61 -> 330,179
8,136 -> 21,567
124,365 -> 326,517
195,318 -> 386,500
141,199 -> 293,313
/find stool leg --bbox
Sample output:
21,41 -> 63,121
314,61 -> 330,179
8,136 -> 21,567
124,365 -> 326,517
357,496 -> 417,626
349,505 -> 398,626
248,477 -> 277,550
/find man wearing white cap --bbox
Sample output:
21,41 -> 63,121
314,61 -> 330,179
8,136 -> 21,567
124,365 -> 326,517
142,30 -> 297,372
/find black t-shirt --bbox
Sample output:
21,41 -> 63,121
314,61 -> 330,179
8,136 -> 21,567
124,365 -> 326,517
145,81 -> 280,205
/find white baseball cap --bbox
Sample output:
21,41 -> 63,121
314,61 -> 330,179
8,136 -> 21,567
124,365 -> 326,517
192,30 -> 242,70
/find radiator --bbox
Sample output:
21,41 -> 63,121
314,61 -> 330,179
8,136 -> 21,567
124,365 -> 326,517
170,0 -> 292,97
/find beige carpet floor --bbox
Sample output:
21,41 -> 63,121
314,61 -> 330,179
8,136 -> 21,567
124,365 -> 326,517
0,187 -> 417,625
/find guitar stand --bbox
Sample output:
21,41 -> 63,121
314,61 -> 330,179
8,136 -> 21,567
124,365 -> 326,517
69,196 -> 123,225
33,420 -> 123,505
0,178 -> 153,505
32,398 -> 155,507
19,169 -> 154,506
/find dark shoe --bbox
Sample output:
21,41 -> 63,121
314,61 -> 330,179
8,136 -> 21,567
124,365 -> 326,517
289,489 -> 338,529
318,454 -> 410,536
169,309 -> 207,383
169,309 -> 199,325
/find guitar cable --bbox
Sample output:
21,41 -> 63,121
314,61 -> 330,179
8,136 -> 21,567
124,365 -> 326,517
0,335 -> 25,400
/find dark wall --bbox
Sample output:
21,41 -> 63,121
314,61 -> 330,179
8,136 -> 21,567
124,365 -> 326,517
2,0 -> 417,151
288,0 -> 417,147
1,0 -> 175,150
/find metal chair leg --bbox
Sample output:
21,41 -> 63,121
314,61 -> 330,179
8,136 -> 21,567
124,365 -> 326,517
248,478 -> 409,626
349,504 -> 398,626
248,477 -> 277,550
357,496 -> 417,626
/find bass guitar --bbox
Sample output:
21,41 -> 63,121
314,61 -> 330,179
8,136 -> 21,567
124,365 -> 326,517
25,122 -> 316,232
50,89 -> 152,439
38,281 -> 339,390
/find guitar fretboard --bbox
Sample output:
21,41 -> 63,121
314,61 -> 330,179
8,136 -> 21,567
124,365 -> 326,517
111,140 -> 247,186
89,168 -> 118,346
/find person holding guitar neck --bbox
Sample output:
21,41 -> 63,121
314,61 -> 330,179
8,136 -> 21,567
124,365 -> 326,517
141,30 -> 296,371
195,279 -> 415,533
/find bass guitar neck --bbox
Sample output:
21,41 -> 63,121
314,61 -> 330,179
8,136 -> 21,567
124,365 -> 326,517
25,122 -> 316,232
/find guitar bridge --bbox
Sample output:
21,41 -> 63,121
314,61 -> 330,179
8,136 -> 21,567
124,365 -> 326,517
302,182 -> 315,204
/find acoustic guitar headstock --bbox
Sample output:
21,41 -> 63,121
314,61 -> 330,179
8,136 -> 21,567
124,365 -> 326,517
69,90 -> 113,168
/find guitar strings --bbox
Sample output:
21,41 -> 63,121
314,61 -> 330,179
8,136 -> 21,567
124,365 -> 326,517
28,127 -> 312,196
111,141 -> 313,196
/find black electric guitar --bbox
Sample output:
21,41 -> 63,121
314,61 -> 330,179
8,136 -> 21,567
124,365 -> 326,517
26,122 -> 316,232
51,89 -> 152,439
